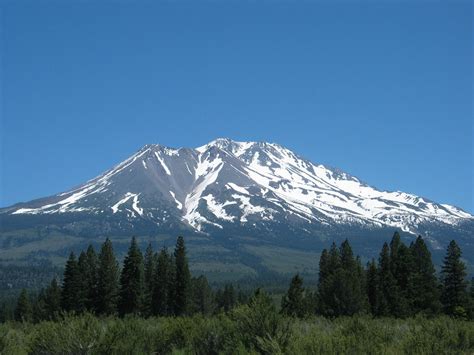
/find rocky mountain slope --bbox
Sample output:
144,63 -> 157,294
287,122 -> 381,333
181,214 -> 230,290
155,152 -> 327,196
1,138 -> 472,275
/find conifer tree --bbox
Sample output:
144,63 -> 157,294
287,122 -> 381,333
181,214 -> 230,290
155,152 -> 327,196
15,289 -> 32,322
173,236 -> 191,316
408,236 -> 441,314
327,242 -> 341,271
97,238 -> 120,315
386,233 -> 409,317
377,242 -> 398,316
366,259 -> 378,315
440,240 -> 468,316
318,240 -> 367,316
44,278 -> 62,319
152,247 -> 172,316
83,245 -> 99,312
118,237 -> 144,316
61,252 -> 81,312
318,249 -> 329,288
281,274 -> 306,318
143,242 -> 155,315
77,251 -> 89,313
190,275 -> 214,315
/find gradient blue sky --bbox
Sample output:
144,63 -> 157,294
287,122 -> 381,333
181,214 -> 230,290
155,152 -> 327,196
1,1 -> 473,212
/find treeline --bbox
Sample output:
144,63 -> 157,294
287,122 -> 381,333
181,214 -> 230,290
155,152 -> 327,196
12,236 -> 247,322
281,232 -> 474,319
8,232 -> 474,323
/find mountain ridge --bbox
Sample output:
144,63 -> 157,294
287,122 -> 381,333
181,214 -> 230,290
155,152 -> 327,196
2,138 -> 472,235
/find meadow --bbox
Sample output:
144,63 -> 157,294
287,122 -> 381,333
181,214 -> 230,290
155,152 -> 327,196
1,312 -> 473,354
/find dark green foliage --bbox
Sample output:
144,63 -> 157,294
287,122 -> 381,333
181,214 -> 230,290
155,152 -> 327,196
388,232 -> 412,316
96,238 -> 119,315
318,249 -> 329,289
216,284 -> 237,312
35,279 -> 61,321
118,237 -> 144,316
14,289 -> 32,322
281,274 -> 307,318
61,252 -> 81,313
143,242 -> 155,315
152,247 -> 173,316
376,242 -> 398,316
190,276 -> 215,315
366,259 -> 378,315
317,240 -> 368,316
83,245 -> 99,312
441,240 -> 469,316
173,236 -> 191,316
409,236 -> 441,314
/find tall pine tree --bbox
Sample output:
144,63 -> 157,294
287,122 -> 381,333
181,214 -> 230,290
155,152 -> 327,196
440,240 -> 468,316
366,259 -> 378,315
317,240 -> 367,316
173,236 -> 191,316
43,278 -> 62,320
281,274 -> 307,318
408,236 -> 441,314
118,237 -> 144,316
61,252 -> 81,312
83,245 -> 99,312
376,242 -> 398,316
388,232 -> 410,316
97,238 -> 120,315
152,247 -> 173,316
143,242 -> 155,315
190,275 -> 215,315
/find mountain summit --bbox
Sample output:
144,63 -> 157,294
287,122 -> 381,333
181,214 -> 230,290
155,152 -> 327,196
3,138 -> 472,236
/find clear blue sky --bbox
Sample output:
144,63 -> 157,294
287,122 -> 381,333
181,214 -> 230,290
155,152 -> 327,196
1,1 -> 472,213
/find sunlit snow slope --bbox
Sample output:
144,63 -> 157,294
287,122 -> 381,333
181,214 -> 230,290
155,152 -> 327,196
3,138 -> 472,238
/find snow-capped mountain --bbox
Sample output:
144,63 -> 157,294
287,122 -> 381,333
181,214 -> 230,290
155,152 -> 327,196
2,138 -> 472,239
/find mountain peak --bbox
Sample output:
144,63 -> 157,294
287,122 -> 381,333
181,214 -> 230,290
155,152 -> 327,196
3,138 -> 472,240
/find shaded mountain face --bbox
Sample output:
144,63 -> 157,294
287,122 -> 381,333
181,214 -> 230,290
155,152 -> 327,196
1,138 -> 473,275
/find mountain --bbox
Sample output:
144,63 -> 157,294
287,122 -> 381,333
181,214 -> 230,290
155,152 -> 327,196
1,138 -> 473,277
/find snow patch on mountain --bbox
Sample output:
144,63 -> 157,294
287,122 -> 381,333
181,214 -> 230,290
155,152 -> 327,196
6,138 -> 473,237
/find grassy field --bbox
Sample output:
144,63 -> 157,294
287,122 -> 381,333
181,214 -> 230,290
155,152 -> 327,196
1,313 -> 473,354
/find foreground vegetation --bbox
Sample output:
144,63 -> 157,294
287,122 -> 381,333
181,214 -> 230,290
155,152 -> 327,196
2,232 -> 474,353
1,304 -> 473,354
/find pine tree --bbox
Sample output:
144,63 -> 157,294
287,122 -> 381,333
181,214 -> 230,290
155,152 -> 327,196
83,245 -> 99,312
152,247 -> 173,316
408,236 -> 441,314
190,275 -> 214,315
366,259 -> 378,315
61,252 -> 81,312
440,240 -> 468,316
317,240 -> 367,316
15,289 -> 32,322
327,242 -> 341,271
173,236 -> 191,316
318,249 -> 329,288
281,274 -> 307,317
386,233 -> 409,317
77,251 -> 89,313
143,242 -> 155,315
118,237 -> 144,316
44,278 -> 62,319
377,242 -> 398,316
97,238 -> 120,315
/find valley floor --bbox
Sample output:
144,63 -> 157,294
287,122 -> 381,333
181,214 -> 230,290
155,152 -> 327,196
1,313 -> 473,354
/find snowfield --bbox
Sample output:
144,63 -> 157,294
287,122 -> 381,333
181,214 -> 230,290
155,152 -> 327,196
6,138 -> 473,236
